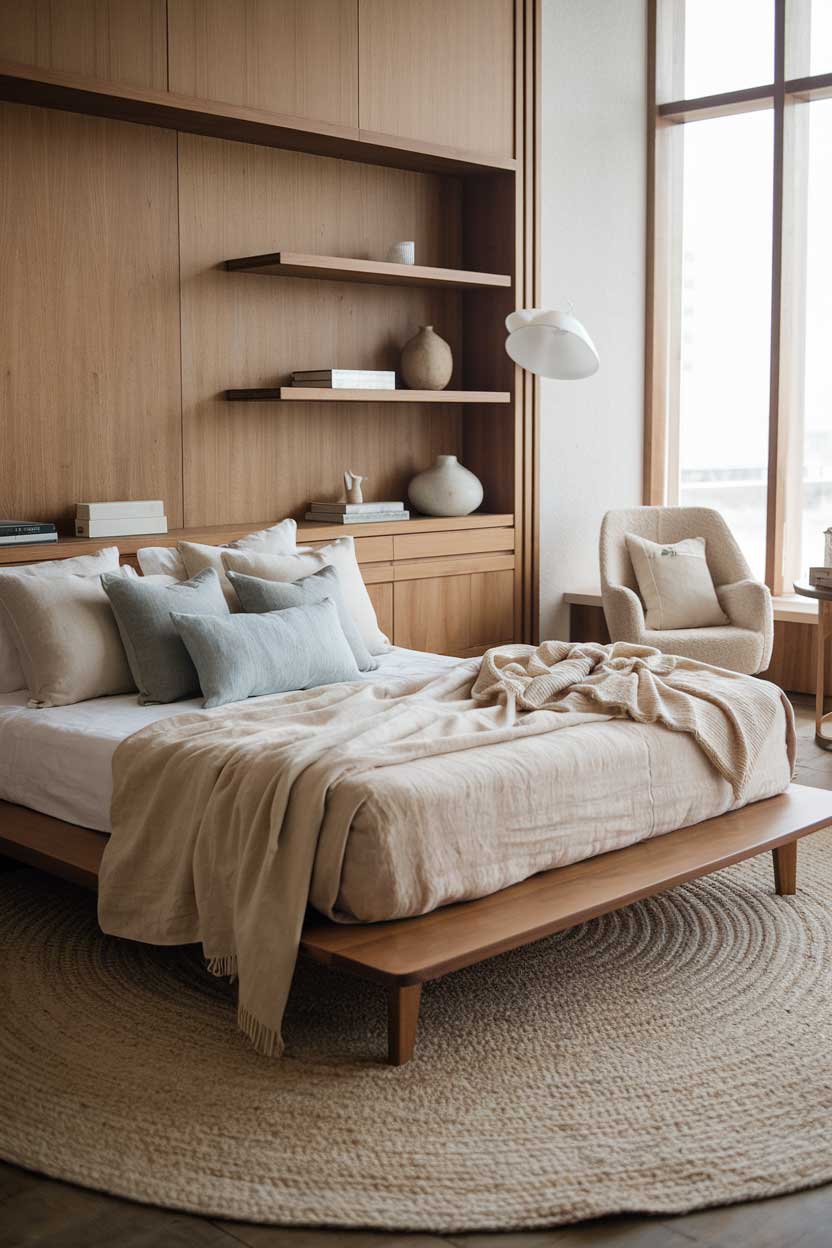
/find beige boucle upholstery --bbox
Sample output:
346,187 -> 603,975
599,507 -> 773,674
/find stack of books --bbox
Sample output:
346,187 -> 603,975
0,521 -> 57,547
305,501 -> 410,525
809,567 -> 832,590
292,369 -> 396,390
75,500 -> 168,538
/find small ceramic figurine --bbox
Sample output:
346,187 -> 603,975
342,470 -> 366,505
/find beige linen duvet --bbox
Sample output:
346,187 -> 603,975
98,642 -> 795,1057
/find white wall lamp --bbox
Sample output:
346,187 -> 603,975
504,308 -> 599,380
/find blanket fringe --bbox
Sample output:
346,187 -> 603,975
238,1002 -> 284,1058
206,954 -> 238,979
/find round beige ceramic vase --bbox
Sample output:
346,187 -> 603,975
400,325 -> 453,390
408,454 -> 483,517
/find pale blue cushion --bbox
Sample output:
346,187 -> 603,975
226,565 -> 377,672
170,598 -> 360,708
101,567 -> 229,704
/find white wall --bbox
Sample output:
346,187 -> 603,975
539,0 -> 647,639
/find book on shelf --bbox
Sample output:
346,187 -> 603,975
0,521 -> 56,537
0,531 -> 58,546
308,501 -> 404,514
76,499 -> 165,520
291,370 -> 396,389
305,510 -> 410,524
75,516 -> 168,538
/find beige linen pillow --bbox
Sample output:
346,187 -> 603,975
625,533 -> 728,631
0,571 -> 136,707
136,545 -> 188,579
0,546 -> 122,693
221,536 -> 390,654
177,519 -> 299,607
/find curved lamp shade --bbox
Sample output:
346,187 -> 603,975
504,308 -> 599,380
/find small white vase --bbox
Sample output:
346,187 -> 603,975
408,455 -> 483,517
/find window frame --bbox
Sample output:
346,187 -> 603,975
645,0 -> 832,593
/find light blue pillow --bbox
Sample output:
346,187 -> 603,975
226,565 -> 377,672
170,598 -> 360,708
101,567 -> 229,703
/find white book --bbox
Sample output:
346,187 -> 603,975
75,516 -> 169,538
0,532 -> 58,546
291,370 -> 396,389
76,500 -> 165,520
305,511 -> 409,524
309,501 -> 404,513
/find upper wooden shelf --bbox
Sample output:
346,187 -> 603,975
225,251 -> 512,290
0,60 -> 517,177
225,388 -> 511,404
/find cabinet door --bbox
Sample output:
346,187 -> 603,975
367,582 -> 394,644
168,0 -> 358,128
0,0 -> 167,90
358,0 -> 514,158
393,570 -> 515,657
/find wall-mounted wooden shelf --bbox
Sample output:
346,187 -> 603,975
225,388 -> 511,403
0,60 -> 517,177
225,251 -> 512,290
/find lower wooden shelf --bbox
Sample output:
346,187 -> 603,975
225,387 -> 511,403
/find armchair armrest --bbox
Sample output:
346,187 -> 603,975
717,578 -> 773,667
602,584 -> 645,644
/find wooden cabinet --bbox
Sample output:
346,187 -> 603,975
393,568 -> 515,656
357,0 -> 515,157
0,0 -> 167,90
167,0 -> 358,128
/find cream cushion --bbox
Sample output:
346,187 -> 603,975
0,546 -> 122,693
176,519 -> 299,607
625,533 -> 727,631
136,546 -> 188,579
0,570 -> 136,707
221,536 -> 390,654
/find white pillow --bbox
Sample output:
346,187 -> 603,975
0,546 -> 122,693
625,533 -> 728,631
221,536 -> 390,654
136,546 -> 188,579
0,570 -> 136,707
177,519 -> 299,607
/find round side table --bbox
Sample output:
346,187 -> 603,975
794,582 -> 832,750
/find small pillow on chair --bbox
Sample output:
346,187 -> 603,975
625,533 -> 728,630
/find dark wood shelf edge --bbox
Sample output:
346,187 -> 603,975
0,60 -> 518,177
224,388 -> 512,403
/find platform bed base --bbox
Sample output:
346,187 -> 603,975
1,784 -> 830,1066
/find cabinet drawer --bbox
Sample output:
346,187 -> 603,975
393,527 -> 514,562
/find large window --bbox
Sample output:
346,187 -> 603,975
648,0 -> 832,592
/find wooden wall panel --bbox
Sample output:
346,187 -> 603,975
393,569 -> 515,654
761,618 -> 832,697
367,581 -> 394,641
0,0 -> 167,90
358,0 -> 515,158
178,132 -> 465,526
168,0 -> 358,128
0,103 -> 182,528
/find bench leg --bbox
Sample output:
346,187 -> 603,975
387,982 -> 422,1066
773,841 -> 797,896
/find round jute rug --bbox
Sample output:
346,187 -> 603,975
1,837 -> 832,1232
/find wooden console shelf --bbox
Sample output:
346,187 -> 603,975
225,251 -> 512,290
225,388 -> 511,404
0,60 -> 517,177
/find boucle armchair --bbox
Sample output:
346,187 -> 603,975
599,507 -> 773,674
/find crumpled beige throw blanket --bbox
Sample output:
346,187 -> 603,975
98,641 -> 795,1057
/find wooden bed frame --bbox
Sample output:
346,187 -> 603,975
2,784 -> 831,1065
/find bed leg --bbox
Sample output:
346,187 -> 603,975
773,841 -> 797,896
387,982 -> 422,1066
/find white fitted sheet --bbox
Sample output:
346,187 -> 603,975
0,647 -> 457,833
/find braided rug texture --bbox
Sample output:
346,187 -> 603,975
1,840 -> 831,1232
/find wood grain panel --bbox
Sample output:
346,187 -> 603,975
358,0 -> 515,158
392,526 -> 515,561
0,103 -> 182,529
0,0 -> 167,90
761,617 -> 832,696
168,0 -> 357,128
177,132 -> 464,526
367,581 -> 393,641
393,568 -> 515,654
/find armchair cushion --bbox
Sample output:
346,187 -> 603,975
625,533 -> 728,630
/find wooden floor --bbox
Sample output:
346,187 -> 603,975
1,696 -> 830,1248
